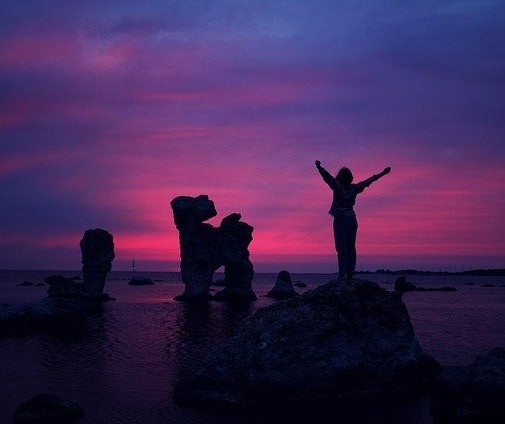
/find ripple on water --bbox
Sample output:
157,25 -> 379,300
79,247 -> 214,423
2,274 -> 505,423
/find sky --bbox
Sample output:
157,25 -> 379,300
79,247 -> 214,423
1,0 -> 504,273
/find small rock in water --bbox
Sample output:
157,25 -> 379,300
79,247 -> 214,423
267,270 -> 297,299
128,277 -> 154,285
394,276 -> 416,292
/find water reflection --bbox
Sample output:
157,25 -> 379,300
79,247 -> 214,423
37,309 -> 110,416
172,300 -> 254,402
174,302 -> 213,382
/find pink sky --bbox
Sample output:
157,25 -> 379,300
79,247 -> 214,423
1,1 -> 504,272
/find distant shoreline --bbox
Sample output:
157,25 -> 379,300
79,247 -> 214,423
357,268 -> 505,277
2,268 -> 505,276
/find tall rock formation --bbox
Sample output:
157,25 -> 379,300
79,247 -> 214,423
211,213 -> 255,301
170,195 -> 256,301
80,228 -> 115,297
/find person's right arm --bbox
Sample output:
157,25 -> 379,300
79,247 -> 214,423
315,160 -> 337,189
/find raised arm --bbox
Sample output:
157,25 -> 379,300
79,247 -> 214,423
358,167 -> 391,188
315,160 -> 337,189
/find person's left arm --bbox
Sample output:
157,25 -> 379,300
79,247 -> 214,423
356,167 -> 391,190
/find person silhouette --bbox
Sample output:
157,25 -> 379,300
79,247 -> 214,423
315,160 -> 391,281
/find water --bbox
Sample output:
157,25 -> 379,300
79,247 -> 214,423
1,270 -> 505,423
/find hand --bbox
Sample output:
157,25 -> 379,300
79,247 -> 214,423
315,160 -> 321,167
383,167 -> 391,174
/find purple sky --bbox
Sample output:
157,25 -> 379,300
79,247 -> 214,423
1,1 -> 505,272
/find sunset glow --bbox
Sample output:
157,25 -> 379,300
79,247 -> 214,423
1,1 -> 504,272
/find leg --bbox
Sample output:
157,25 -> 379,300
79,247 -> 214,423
333,218 -> 347,279
346,216 -> 358,279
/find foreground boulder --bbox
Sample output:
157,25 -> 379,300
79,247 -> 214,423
430,347 -> 505,423
14,393 -> 84,423
174,279 -> 439,407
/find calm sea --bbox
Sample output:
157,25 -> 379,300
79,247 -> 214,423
1,270 -> 505,423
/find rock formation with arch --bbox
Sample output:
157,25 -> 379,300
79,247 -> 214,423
170,195 -> 256,301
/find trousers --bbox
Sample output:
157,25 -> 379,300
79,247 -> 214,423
333,214 -> 358,279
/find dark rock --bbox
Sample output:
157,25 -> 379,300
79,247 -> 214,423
293,281 -> 307,288
416,286 -> 457,292
394,276 -> 417,292
17,281 -> 34,287
128,277 -> 154,285
0,297 -> 92,335
481,283 -> 496,288
430,347 -> 505,423
171,195 -> 220,300
171,195 -> 256,301
14,393 -> 84,423
80,228 -> 115,296
174,279 -> 440,408
171,194 -> 217,228
44,274 -> 114,302
34,283 -> 46,287
267,270 -> 297,299
394,276 -> 457,293
212,213 -> 256,301
45,275 -> 86,299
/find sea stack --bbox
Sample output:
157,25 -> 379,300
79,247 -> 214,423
211,213 -> 256,301
170,195 -> 256,301
80,228 -> 115,297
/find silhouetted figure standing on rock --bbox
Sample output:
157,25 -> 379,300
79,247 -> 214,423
315,160 -> 391,281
